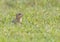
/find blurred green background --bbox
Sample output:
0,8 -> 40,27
0,0 -> 60,42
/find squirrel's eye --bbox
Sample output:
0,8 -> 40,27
18,13 -> 21,15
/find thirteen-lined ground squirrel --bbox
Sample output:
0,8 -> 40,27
12,13 -> 23,24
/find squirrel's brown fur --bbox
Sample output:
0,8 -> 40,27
12,13 -> 23,24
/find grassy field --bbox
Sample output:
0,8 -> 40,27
0,0 -> 60,42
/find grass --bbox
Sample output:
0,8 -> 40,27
0,0 -> 60,42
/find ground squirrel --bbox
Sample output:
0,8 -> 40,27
12,13 -> 23,24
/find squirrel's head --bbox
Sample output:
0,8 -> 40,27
16,13 -> 23,19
